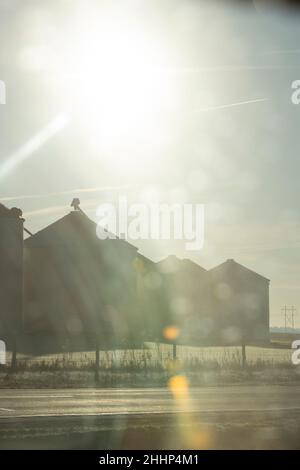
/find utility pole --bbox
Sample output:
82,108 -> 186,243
281,305 -> 297,330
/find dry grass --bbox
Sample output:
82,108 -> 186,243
2,343 -> 293,371
270,332 -> 299,348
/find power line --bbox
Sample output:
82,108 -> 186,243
281,305 -> 297,330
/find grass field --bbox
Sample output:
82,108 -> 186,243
2,342 -> 293,371
270,332 -> 300,348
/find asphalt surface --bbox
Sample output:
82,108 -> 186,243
0,385 -> 299,418
0,386 -> 300,449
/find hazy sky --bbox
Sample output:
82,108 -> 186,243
0,0 -> 300,326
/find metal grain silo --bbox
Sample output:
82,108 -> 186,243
0,205 -> 24,340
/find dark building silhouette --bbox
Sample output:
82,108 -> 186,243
156,255 -> 270,345
156,255 -> 209,344
24,208 -> 142,350
206,259 -> 270,344
0,204 -> 24,350
0,202 -> 270,353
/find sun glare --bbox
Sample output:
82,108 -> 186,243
20,5 -> 182,175
81,36 -> 167,133
53,19 -> 179,173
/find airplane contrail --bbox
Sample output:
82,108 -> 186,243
176,65 -> 300,74
23,199 -> 103,219
259,49 -> 300,55
23,204 -> 71,218
0,113 -> 69,180
0,185 -> 133,203
196,98 -> 268,112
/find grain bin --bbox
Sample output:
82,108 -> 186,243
0,204 -> 24,337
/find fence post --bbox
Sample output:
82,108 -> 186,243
241,341 -> 247,369
95,334 -> 100,383
10,333 -> 17,371
172,342 -> 177,361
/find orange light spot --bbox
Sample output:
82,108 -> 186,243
168,374 -> 189,399
163,325 -> 179,341
187,429 -> 214,449
133,257 -> 145,273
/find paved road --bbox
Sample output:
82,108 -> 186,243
0,385 -> 299,418
0,386 -> 300,449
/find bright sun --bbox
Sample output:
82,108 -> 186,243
56,20 -> 178,172
77,32 -> 168,136
21,7 -> 181,175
